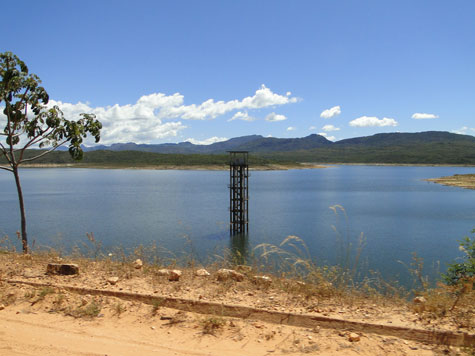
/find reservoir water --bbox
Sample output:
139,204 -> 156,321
0,165 -> 474,286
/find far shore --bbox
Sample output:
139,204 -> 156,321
19,163 -> 327,171
18,162 -> 475,170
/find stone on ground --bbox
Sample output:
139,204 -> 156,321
195,268 -> 210,277
107,276 -> 119,285
133,259 -> 143,269
157,269 -> 169,276
168,270 -> 182,281
216,269 -> 244,282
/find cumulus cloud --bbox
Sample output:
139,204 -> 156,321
322,124 -> 340,132
412,113 -> 439,120
228,111 -> 255,122
452,126 -> 475,135
349,116 -> 398,127
42,85 -> 297,145
320,105 -> 341,119
265,112 -> 287,122
286,126 -> 296,131
185,136 -> 228,145
47,98 -> 187,145
318,132 -> 336,141
308,126 -> 317,130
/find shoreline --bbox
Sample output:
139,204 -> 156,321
19,163 -> 328,170
18,162 -> 475,170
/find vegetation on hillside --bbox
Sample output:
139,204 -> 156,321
5,131 -> 475,167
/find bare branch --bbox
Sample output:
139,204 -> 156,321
19,140 -> 67,164
0,165 -> 13,172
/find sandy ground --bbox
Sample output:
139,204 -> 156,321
0,254 -> 473,355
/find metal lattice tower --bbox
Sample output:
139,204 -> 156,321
229,151 -> 249,233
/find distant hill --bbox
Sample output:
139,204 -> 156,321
260,131 -> 475,165
334,131 -> 475,147
9,131 -> 475,166
84,133 -> 333,154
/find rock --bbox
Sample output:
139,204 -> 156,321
46,263 -> 79,275
413,296 -> 427,304
348,333 -> 361,342
0,304 -> 5,310
195,268 -> 210,277
413,296 -> 427,312
107,276 -> 119,285
168,269 -> 182,281
253,275 -> 272,285
157,269 -> 170,276
216,269 -> 244,282
133,259 -> 143,269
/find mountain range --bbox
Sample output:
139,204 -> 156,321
24,131 -> 475,165
84,131 -> 475,155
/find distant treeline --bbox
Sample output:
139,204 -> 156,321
261,141 -> 475,165
2,150 -> 285,167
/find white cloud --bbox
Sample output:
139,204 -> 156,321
349,116 -> 398,127
320,105 -> 341,119
287,126 -> 296,131
42,85 -> 297,145
322,124 -> 340,132
48,99 -> 188,145
308,126 -> 316,130
318,132 -> 336,141
452,126 -> 475,135
228,111 -> 255,122
411,113 -> 439,120
265,112 -> 287,122
185,136 -> 228,145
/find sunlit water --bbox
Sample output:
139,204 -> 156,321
0,165 -> 474,286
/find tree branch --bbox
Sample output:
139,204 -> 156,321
19,140 -> 67,164
0,165 -> 13,172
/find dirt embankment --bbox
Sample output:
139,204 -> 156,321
0,253 -> 473,355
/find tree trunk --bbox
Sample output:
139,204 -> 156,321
13,167 -> 28,253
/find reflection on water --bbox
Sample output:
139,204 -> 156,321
230,233 -> 249,265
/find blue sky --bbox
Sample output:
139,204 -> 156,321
2,0 -> 475,145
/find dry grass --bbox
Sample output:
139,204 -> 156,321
65,301 -> 102,319
200,316 -> 225,335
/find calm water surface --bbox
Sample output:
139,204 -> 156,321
0,166 -> 474,285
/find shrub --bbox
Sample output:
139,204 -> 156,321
443,229 -> 475,287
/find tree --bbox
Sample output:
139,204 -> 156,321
0,52 -> 102,253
